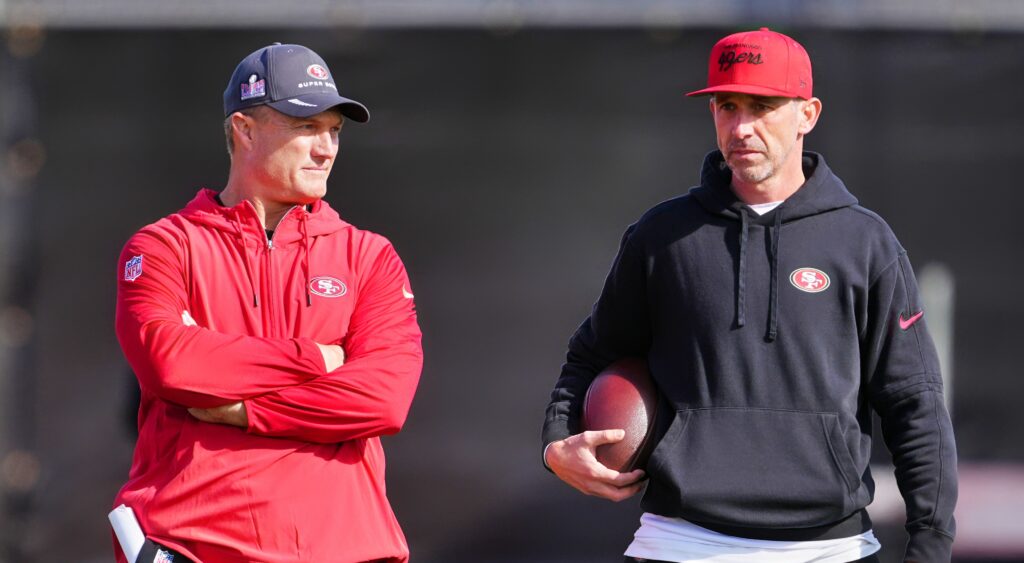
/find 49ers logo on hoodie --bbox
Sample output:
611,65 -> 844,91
309,276 -> 347,298
790,267 -> 830,293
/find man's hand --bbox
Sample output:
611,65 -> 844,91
189,402 -> 248,427
187,342 -> 344,427
316,343 -> 346,372
545,429 -> 646,502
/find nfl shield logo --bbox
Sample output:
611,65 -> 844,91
153,549 -> 176,563
124,255 -> 143,282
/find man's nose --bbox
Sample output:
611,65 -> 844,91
731,112 -> 756,138
311,130 -> 335,158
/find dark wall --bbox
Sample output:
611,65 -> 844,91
12,27 -> 1023,561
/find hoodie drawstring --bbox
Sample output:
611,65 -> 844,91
766,211 -> 782,342
232,213 -> 259,308
300,211 -> 312,307
736,207 -> 782,341
736,208 -> 749,329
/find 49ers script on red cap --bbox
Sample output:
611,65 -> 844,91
687,27 -> 813,99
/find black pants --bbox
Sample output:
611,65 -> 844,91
626,556 -> 880,563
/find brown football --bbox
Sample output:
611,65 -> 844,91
581,358 -> 659,472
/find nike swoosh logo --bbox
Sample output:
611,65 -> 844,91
899,311 -> 924,330
402,286 -> 415,299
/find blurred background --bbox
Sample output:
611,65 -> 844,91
1,1 -> 1023,562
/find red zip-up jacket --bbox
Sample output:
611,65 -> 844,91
113,189 -> 423,563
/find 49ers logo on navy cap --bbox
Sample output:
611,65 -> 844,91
306,64 -> 329,80
790,267 -> 830,293
309,276 -> 347,298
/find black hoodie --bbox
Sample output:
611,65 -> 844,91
543,151 -> 957,561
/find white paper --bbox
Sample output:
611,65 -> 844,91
108,504 -> 145,563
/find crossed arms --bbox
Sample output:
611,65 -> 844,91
116,228 -> 423,444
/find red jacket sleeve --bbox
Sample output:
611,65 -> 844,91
245,242 -> 423,443
116,227 -> 327,408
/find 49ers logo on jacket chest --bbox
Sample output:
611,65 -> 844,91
309,276 -> 348,298
789,267 -> 830,293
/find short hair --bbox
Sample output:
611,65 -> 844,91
223,106 -> 344,158
223,106 -> 270,158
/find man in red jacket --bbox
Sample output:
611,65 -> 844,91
112,43 -> 423,563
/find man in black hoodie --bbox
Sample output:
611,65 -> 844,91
542,28 -> 957,563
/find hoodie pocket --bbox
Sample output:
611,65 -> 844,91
646,408 -> 861,527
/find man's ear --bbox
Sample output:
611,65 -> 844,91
798,97 -> 822,135
230,111 -> 258,152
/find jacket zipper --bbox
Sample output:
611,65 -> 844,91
266,230 -> 279,337
265,206 -> 299,338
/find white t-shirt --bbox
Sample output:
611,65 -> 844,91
747,201 -> 784,215
624,513 -> 880,563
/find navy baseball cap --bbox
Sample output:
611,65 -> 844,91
223,43 -> 370,122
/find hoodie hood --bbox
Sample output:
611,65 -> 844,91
180,188 -> 351,241
688,151 -> 858,342
690,151 -> 858,224
178,189 -> 351,308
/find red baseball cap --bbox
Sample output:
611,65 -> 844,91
686,27 -> 813,99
